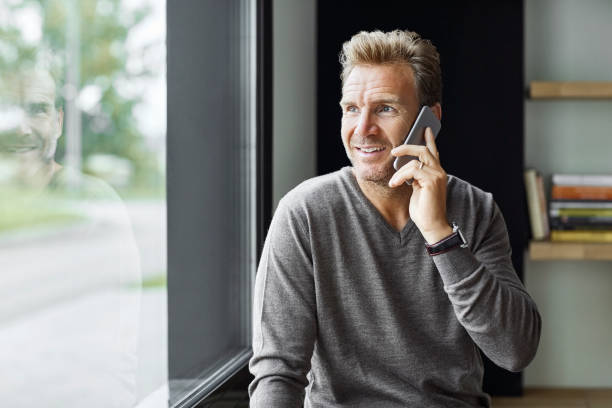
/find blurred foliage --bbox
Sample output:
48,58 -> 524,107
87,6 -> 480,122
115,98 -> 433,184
0,0 -> 164,193
141,273 -> 166,288
0,188 -> 85,232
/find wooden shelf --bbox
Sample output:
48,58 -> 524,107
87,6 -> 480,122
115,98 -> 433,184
529,240 -> 612,260
529,81 -> 612,99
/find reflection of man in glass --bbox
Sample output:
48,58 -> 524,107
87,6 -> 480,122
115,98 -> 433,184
0,64 -> 141,408
0,69 -> 63,187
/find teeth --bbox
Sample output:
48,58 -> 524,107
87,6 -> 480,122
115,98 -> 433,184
360,147 -> 384,153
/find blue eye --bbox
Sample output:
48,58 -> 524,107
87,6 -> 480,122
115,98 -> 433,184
380,105 -> 395,113
346,106 -> 358,113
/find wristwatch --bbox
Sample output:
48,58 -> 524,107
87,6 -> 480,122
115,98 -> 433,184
425,222 -> 468,256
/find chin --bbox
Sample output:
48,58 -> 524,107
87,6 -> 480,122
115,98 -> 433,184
352,162 -> 395,185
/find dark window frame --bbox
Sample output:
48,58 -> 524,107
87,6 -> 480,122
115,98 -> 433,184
166,0 -> 272,406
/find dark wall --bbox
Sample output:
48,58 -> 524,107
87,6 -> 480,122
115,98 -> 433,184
317,0 -> 528,396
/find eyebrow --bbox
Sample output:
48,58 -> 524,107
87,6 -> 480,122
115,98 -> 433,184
371,97 -> 402,105
339,97 -> 402,107
24,95 -> 53,105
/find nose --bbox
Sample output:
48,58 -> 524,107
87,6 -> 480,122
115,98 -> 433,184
354,110 -> 378,138
0,106 -> 26,134
18,117 -> 32,136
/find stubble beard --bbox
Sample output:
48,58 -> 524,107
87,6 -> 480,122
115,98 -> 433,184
350,155 -> 396,187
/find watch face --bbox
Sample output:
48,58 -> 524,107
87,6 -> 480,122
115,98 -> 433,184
452,222 -> 468,248
457,228 -> 468,247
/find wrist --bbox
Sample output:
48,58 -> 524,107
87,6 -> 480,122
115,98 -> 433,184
421,223 -> 453,245
425,222 -> 469,256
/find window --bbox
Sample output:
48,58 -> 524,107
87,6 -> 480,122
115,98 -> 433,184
166,0 -> 271,405
0,0 -> 166,406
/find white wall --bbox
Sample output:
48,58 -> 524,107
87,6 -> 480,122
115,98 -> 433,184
273,0 -> 317,208
524,0 -> 612,387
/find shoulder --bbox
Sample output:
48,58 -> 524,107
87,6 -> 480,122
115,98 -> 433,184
51,167 -> 122,201
271,168 -> 353,234
50,167 -> 134,228
446,174 -> 505,246
278,168 -> 348,212
446,174 -> 498,229
446,174 -> 495,212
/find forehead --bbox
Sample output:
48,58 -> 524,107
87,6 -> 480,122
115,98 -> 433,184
23,71 -> 56,102
341,64 -> 416,102
3,70 -> 57,104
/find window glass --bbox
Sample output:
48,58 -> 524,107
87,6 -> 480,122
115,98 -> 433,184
0,0 -> 166,406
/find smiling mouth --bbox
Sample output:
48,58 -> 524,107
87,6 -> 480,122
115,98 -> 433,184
1,145 -> 38,153
355,146 -> 386,153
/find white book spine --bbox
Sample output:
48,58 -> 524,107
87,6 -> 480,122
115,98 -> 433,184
552,174 -> 612,186
550,201 -> 612,209
525,169 -> 544,240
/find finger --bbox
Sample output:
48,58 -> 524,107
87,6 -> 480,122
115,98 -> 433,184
389,160 -> 438,187
413,162 -> 441,182
424,127 -> 439,158
391,143 -> 438,168
389,159 -> 418,187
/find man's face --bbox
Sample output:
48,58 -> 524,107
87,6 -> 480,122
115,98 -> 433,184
340,64 -> 420,185
0,70 -> 63,168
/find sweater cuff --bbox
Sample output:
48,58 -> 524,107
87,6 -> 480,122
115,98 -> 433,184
431,246 -> 481,288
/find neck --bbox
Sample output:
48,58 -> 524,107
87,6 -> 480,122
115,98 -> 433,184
352,168 -> 412,232
18,160 -> 61,189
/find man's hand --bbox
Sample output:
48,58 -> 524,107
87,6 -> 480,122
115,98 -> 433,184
388,127 -> 452,244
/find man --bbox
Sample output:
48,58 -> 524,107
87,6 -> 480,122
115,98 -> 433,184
0,63 -> 141,407
0,69 -> 63,187
249,30 -> 541,407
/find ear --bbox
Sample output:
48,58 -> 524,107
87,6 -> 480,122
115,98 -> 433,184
431,102 -> 442,121
56,107 -> 64,139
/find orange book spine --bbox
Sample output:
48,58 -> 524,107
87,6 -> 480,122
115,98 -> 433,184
551,185 -> 612,200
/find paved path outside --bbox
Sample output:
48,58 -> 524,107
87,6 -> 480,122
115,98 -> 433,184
0,199 -> 168,406
0,287 -> 167,407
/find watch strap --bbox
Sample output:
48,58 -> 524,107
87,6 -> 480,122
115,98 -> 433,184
425,222 -> 468,256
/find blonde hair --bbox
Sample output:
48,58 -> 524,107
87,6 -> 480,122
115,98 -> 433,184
339,30 -> 442,106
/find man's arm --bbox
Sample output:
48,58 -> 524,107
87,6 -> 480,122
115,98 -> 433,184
433,203 -> 542,372
249,198 -> 316,407
390,130 -> 541,372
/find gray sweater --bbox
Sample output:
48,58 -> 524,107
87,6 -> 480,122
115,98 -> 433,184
249,167 -> 541,407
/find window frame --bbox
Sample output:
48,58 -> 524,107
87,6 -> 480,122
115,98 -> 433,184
166,0 -> 272,406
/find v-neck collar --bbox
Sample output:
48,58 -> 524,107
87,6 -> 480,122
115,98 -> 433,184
342,167 -> 419,246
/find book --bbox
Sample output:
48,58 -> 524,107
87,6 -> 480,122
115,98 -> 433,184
551,230 -> 612,243
552,174 -> 612,187
551,185 -> 612,200
524,169 -> 547,240
550,200 -> 612,209
536,173 -> 550,238
550,216 -> 612,230
550,208 -> 612,218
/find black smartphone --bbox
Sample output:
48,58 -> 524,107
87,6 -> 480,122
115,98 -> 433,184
392,105 -> 442,172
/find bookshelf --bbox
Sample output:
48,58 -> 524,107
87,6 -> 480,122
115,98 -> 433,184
529,241 -> 612,261
523,0 -> 612,389
529,81 -> 612,99
525,86 -> 612,260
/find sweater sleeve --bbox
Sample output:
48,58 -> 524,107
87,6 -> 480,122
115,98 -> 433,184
432,202 -> 541,372
248,198 -> 316,407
